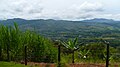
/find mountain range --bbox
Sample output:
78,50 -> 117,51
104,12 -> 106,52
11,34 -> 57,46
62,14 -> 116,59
0,18 -> 120,47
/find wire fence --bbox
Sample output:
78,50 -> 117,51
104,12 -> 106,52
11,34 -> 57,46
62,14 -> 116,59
0,41 -> 120,67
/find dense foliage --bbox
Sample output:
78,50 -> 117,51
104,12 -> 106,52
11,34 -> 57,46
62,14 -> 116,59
0,23 -> 57,63
61,41 -> 120,63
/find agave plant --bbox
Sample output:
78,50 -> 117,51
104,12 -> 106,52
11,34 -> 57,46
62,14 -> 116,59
61,38 -> 83,63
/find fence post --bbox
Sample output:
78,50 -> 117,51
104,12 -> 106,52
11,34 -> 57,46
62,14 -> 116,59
106,41 -> 109,67
58,44 -> 61,67
55,40 -> 61,67
101,39 -> 110,67
0,45 -> 1,61
25,46 -> 27,65
72,51 -> 74,63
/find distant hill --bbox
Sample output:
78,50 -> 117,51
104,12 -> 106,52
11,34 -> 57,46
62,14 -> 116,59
81,18 -> 118,23
0,18 -> 120,34
0,18 -> 120,47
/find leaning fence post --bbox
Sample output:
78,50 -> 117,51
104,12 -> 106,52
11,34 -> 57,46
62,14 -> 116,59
25,46 -> 27,65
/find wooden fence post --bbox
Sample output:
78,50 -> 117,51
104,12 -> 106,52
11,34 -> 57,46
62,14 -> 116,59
0,45 -> 1,61
106,41 -> 109,67
25,46 -> 27,65
72,51 -> 74,63
58,44 -> 61,67
102,40 -> 109,67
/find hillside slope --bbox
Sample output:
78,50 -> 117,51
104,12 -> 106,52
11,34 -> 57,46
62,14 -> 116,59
0,18 -> 120,46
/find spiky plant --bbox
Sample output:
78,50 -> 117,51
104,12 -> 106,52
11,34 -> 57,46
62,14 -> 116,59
61,38 -> 83,63
79,49 -> 90,59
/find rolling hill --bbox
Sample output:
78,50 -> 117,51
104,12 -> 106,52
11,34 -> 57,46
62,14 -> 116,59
0,18 -> 120,46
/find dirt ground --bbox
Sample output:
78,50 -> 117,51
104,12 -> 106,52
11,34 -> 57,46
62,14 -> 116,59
27,62 -> 120,67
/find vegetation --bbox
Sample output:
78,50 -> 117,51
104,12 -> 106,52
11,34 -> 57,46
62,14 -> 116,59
61,38 -> 82,63
60,42 -> 120,64
0,23 -> 57,63
1,18 -> 120,47
0,61 -> 30,67
0,21 -> 120,66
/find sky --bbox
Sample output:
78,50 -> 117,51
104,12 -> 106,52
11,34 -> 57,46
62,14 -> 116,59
0,0 -> 120,20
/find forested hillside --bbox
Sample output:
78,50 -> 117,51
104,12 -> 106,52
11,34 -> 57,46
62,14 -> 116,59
0,18 -> 120,47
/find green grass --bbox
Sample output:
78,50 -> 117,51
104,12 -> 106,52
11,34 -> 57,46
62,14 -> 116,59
0,61 -> 30,67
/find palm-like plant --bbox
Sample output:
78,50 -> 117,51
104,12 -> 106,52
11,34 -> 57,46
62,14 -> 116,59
79,49 -> 90,59
61,38 -> 83,63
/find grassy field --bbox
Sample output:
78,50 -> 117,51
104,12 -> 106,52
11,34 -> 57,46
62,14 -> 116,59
0,61 -> 31,67
0,61 -> 55,67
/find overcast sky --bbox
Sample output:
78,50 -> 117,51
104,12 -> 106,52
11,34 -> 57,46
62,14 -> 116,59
0,0 -> 120,20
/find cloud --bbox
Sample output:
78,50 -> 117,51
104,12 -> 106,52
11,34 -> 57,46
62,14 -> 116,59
80,2 -> 104,12
0,0 -> 43,19
45,2 -> 104,20
0,0 -> 120,20
68,2 -> 104,19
